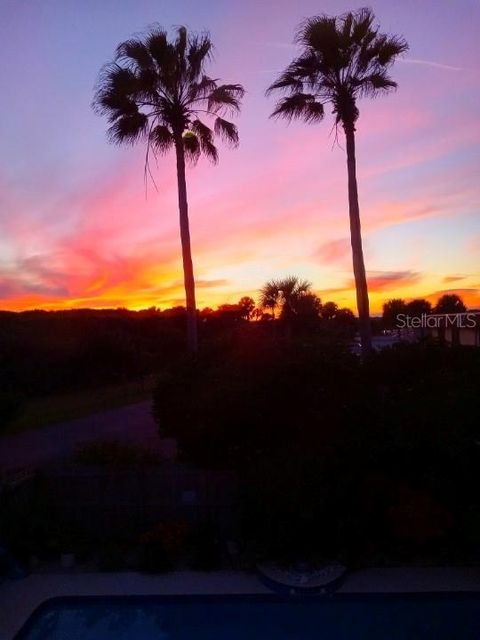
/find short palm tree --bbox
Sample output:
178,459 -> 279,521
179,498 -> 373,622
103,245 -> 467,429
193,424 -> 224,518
260,276 -> 312,319
277,276 -> 312,321
93,26 -> 244,354
267,8 -> 408,355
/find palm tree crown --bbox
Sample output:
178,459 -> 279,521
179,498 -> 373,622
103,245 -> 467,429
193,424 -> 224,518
93,25 -> 245,166
267,8 -> 408,129
260,276 -> 313,319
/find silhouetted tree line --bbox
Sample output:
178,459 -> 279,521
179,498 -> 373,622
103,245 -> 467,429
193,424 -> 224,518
0,299 -> 357,426
382,294 -> 469,331
0,308 -> 187,424
154,337 -> 480,565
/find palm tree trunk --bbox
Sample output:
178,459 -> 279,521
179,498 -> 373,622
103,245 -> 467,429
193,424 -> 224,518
174,133 -> 198,354
344,122 -> 372,355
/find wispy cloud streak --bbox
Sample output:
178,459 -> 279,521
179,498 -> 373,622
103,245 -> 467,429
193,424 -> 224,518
399,57 -> 463,72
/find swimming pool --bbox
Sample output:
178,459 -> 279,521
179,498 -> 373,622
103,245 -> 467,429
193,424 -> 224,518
15,593 -> 480,639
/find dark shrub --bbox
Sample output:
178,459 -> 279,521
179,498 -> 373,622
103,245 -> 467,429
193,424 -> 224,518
154,336 -> 358,468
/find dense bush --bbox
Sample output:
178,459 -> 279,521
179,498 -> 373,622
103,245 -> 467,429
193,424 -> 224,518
154,335 -> 358,468
154,339 -> 480,563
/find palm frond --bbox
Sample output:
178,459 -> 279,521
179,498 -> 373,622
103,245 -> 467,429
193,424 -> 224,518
259,280 -> 280,309
201,138 -> 218,163
187,32 -> 213,80
207,84 -> 245,114
187,75 -> 218,101
173,26 -> 188,81
94,91 -> 138,122
267,52 -> 323,96
136,67 -> 158,98
213,117 -> 239,146
107,112 -> 148,145
278,276 -> 312,297
351,7 -> 376,44
297,15 -> 339,66
116,39 -> 153,71
295,278 -> 312,294
191,118 -> 213,141
175,26 -> 188,57
92,64 -> 144,126
150,124 -> 174,153
93,64 -> 138,114
341,11 -> 354,41
266,70 -> 304,95
355,71 -> 397,97
191,119 -> 218,163
377,35 -> 409,66
271,94 -> 324,123
260,276 -> 313,317
145,28 -> 174,71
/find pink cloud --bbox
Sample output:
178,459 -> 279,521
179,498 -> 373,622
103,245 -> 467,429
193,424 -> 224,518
315,238 -> 351,266
366,270 -> 423,292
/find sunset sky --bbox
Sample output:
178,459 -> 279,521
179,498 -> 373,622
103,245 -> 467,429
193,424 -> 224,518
0,0 -> 479,314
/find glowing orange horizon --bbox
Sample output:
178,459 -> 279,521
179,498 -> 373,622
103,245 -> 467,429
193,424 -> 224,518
2,282 -> 479,315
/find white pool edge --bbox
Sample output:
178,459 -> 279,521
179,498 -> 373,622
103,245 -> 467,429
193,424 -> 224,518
1,568 -> 479,639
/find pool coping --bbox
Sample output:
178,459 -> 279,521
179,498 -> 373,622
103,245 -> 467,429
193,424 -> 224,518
2,568 -> 480,639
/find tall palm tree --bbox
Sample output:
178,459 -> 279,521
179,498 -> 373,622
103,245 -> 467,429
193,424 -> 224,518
93,26 -> 244,354
267,9 -> 408,355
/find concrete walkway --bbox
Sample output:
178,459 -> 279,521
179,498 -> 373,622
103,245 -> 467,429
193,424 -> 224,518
0,401 -> 175,472
1,568 -> 479,639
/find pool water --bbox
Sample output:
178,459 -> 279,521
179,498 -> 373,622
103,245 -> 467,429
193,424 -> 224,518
15,594 -> 480,639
